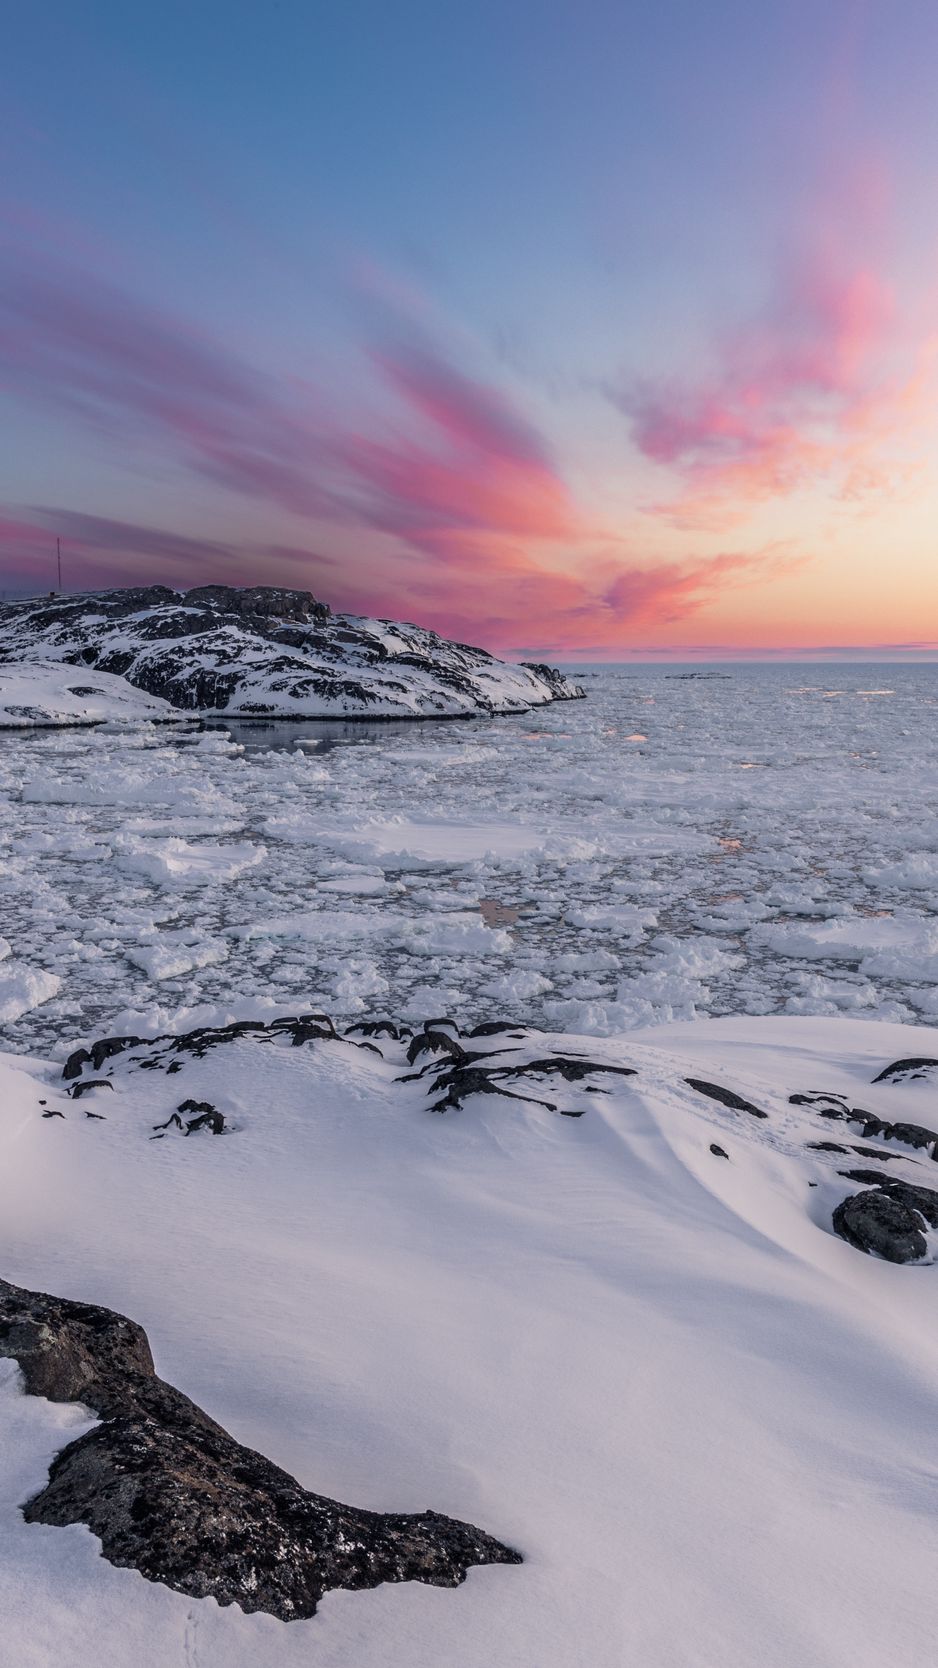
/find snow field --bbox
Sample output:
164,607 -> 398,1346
2,1015 -> 938,1666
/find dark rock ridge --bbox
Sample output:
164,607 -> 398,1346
54,1013 -> 938,1273
788,1089 -> 938,1160
61,1014 -> 640,1122
685,1079 -> 767,1118
0,1276 -> 520,1620
416,1053 -> 639,1116
0,585 -> 584,719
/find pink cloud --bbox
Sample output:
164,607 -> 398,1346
372,345 -> 555,470
0,262 -> 344,523
336,545 -> 793,657
0,501 -> 788,660
0,259 -> 579,552
612,230 -> 935,529
0,255 -> 786,651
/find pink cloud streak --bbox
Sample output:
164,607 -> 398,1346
613,225 -> 936,530
0,254 -> 794,651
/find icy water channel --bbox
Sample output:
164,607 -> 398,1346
3,661 -> 938,1055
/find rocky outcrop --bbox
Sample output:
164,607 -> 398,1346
55,1012 -> 938,1279
832,1180 -> 938,1263
0,586 -> 584,720
788,1088 -> 938,1160
871,1057 -> 938,1085
0,1276 -> 520,1620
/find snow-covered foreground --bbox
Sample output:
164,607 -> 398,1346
3,1012 -> 938,1666
2,663 -> 938,1054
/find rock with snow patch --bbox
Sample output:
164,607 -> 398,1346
0,1276 -> 520,1620
0,586 -> 584,720
832,1179 -> 938,1263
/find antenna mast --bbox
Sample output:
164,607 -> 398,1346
56,538 -> 62,592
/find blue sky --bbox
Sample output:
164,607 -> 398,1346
2,1 -> 937,655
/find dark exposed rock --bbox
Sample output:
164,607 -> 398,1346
847,1111 -> 938,1158
346,1020 -> 403,1040
64,1018 -> 342,1086
406,1030 -> 469,1068
787,1083 -> 938,1158
832,1180 -> 938,1263
68,1079 -> 114,1099
519,661 -> 579,700
272,1014 -> 338,1047
467,1021 -> 528,1039
871,1057 -> 938,1085
151,1114 -> 185,1136
424,1054 -> 637,1115
63,1035 -> 147,1080
178,1100 -> 226,1134
833,1192 -> 925,1261
428,1066 -> 562,1116
0,1277 -> 520,1620
152,1101 -> 225,1136
807,1140 -> 848,1153
168,1019 -> 272,1058
789,1091 -> 848,1111
685,1080 -> 768,1118
507,1056 -> 637,1086
42,1109 -> 64,1119
709,1143 -> 729,1159
837,1169 -> 897,1187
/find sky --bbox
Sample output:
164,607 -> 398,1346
1,0 -> 937,659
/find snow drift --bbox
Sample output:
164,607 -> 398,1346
0,661 -> 183,728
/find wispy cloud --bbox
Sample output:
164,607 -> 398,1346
0,253 -> 789,649
339,545 -> 797,657
0,509 -> 335,595
609,225 -> 937,530
0,261 -> 343,522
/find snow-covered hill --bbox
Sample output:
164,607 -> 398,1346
0,661 -> 183,728
0,586 -> 583,719
3,1010 -> 938,1666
